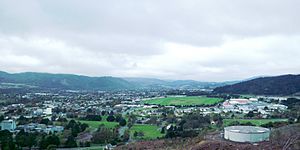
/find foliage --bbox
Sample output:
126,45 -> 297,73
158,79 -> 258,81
0,130 -> 16,150
85,115 -> 102,121
245,111 -> 255,118
106,115 -> 116,122
64,135 -> 77,148
65,120 -> 88,137
15,130 -> 37,148
119,118 -> 127,126
39,134 -> 60,149
181,113 -> 210,129
40,118 -> 52,125
92,125 -> 119,144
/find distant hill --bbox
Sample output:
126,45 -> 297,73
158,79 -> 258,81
0,71 -> 239,91
214,74 -> 300,95
0,71 -> 135,90
123,77 -> 239,89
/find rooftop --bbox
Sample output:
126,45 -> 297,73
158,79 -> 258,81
224,126 -> 270,134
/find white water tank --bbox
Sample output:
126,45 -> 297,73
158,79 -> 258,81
224,126 -> 270,143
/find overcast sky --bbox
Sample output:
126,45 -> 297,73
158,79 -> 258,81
0,0 -> 300,81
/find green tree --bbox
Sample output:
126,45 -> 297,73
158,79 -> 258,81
106,115 -> 115,122
15,130 -> 37,149
245,111 -> 255,118
65,136 -> 77,148
0,130 -> 16,150
119,118 -> 127,126
40,134 -> 60,149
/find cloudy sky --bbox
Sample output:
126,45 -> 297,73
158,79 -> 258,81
0,0 -> 300,81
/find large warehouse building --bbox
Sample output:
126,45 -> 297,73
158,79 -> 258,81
224,126 -> 270,143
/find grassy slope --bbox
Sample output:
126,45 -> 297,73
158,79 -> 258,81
144,96 -> 222,106
223,118 -> 288,126
77,119 -> 163,140
130,124 -> 164,140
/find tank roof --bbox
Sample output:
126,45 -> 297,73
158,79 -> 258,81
224,126 -> 270,134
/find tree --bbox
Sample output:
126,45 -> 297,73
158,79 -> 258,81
15,130 -> 37,149
71,123 -> 81,137
66,120 -> 77,129
115,114 -> 123,122
119,118 -> 127,126
133,131 -> 138,137
65,136 -> 77,148
0,115 -> 4,122
80,123 -> 89,132
245,111 -> 255,118
161,127 -> 165,134
0,130 -> 16,150
47,144 -> 57,150
40,134 -> 60,149
40,118 -> 51,125
92,126 -> 118,144
106,115 -> 116,122
18,115 -> 28,125
101,111 -> 106,116
85,115 -> 102,121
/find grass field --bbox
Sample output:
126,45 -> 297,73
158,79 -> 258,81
77,120 -> 119,129
223,118 -> 288,126
130,124 -> 164,140
78,120 -> 164,140
143,96 -> 222,106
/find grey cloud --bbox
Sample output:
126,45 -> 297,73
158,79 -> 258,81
0,0 -> 300,81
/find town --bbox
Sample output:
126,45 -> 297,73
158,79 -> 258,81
0,87 -> 298,149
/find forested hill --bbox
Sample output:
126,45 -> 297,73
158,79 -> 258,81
214,74 -> 300,95
0,71 -> 239,91
0,71 -> 135,90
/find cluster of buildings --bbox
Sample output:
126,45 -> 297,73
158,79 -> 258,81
18,123 -> 64,134
0,119 -> 64,134
222,98 -> 287,115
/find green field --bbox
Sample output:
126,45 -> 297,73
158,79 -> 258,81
143,96 -> 222,106
223,118 -> 288,126
77,120 -> 163,140
77,120 -> 119,129
130,124 -> 164,140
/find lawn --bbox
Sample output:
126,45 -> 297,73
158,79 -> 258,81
77,120 -> 119,129
130,124 -> 164,140
223,118 -> 288,126
143,96 -> 222,106
78,120 -> 163,140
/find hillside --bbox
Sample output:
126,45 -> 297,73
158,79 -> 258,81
214,74 -> 300,95
0,71 -> 238,91
0,71 -> 135,90
123,78 -> 238,89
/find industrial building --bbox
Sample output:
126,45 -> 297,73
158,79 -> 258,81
224,126 -> 270,143
0,119 -> 16,132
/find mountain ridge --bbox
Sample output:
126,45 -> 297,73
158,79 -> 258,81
214,74 -> 300,95
0,71 -> 238,90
